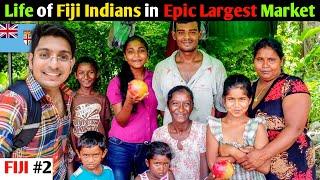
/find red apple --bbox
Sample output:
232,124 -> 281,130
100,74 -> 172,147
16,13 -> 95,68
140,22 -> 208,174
128,79 -> 148,98
212,160 -> 234,179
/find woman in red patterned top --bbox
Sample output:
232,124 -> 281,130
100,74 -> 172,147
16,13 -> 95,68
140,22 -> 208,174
243,38 -> 316,179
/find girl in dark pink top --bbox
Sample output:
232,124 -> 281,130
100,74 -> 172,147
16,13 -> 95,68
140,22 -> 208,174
106,35 -> 158,180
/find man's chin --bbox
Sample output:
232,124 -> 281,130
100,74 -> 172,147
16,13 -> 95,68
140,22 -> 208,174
39,81 -> 63,90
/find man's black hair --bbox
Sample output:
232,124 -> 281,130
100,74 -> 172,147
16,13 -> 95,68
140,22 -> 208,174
31,24 -> 76,57
173,20 -> 201,31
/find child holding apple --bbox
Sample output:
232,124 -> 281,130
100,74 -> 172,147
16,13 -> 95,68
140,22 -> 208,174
106,35 -> 158,180
206,74 -> 270,179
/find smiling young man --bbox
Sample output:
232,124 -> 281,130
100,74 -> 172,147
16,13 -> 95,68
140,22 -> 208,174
153,20 -> 227,125
0,24 -> 76,180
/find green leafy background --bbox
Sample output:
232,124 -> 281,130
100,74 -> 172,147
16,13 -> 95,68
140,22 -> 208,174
0,20 -> 319,175
0,21 -> 319,122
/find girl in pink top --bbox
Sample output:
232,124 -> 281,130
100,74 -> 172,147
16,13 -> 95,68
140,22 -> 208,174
106,35 -> 158,180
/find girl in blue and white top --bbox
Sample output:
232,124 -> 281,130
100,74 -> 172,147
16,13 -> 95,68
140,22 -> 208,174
206,74 -> 270,180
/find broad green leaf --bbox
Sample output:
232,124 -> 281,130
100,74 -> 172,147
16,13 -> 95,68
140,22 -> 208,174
300,27 -> 320,41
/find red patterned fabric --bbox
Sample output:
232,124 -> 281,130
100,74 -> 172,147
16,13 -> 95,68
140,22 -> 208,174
249,74 -> 315,180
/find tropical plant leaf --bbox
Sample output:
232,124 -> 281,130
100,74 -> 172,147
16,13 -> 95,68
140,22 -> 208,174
300,26 -> 320,41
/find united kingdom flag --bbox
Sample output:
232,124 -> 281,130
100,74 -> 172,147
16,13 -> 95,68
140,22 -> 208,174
0,24 -> 18,38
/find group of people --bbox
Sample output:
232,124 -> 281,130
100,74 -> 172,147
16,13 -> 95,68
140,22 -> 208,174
0,20 -> 316,180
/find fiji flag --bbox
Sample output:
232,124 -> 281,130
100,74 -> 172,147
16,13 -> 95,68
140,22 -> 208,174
0,23 -> 36,52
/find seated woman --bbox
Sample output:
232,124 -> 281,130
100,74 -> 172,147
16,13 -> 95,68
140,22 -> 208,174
152,86 -> 208,180
243,38 -> 316,179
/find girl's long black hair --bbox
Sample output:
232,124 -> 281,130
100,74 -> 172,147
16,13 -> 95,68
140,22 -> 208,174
118,35 -> 149,105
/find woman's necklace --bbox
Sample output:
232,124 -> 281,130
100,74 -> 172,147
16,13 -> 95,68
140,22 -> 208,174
169,121 -> 192,150
254,79 -> 275,102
